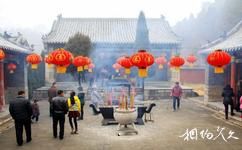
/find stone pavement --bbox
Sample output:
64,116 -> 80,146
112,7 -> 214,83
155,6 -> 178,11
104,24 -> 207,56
0,99 -> 241,150
188,97 -> 242,124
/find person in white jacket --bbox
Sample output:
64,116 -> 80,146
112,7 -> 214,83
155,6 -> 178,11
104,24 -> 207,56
91,86 -> 103,107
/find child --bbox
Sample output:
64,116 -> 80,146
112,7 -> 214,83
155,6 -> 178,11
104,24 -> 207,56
31,99 -> 40,122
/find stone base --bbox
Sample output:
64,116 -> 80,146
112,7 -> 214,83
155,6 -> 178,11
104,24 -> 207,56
135,88 -> 195,100
204,85 -> 223,104
5,87 -> 27,103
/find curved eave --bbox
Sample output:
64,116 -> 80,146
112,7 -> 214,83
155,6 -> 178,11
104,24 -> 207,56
0,45 -> 31,54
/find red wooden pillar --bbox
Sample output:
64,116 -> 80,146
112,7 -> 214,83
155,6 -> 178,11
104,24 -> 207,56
230,57 -> 236,105
0,61 -> 5,111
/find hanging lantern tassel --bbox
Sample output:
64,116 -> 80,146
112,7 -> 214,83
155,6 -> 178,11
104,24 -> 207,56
214,67 -> 224,73
56,66 -> 67,73
174,67 -> 181,72
77,66 -> 83,72
84,65 -> 88,70
159,64 -> 163,69
31,64 -> 38,69
47,64 -> 52,68
138,68 -> 148,78
125,68 -> 131,74
10,70 -> 14,74
115,69 -> 119,73
88,68 -> 92,72
189,63 -> 194,67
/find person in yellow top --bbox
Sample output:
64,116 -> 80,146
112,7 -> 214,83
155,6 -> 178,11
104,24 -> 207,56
67,91 -> 81,134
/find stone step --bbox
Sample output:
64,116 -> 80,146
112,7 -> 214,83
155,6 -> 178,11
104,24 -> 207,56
0,114 -> 14,134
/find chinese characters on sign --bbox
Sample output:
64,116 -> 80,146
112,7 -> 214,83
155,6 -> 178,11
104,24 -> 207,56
179,126 -> 239,142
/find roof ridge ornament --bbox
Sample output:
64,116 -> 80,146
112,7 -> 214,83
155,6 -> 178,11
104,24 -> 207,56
57,14 -> 62,20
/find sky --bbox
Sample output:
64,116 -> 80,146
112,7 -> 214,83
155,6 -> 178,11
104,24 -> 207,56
0,0 -> 215,31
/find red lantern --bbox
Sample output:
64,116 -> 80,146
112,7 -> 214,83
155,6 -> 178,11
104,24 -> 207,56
186,54 -> 197,67
207,49 -> 231,73
45,53 -> 54,68
88,63 -> 95,72
7,63 -> 16,73
130,50 -> 154,77
84,57 -> 91,70
155,56 -> 167,69
170,56 -> 185,70
26,53 -> 42,69
118,56 -> 133,74
52,48 -> 73,73
73,56 -> 86,72
0,49 -> 5,60
112,63 -> 122,73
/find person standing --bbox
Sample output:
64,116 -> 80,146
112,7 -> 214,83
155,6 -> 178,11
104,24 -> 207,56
31,99 -> 40,123
9,91 -> 33,146
171,82 -> 183,111
91,86 -> 103,107
51,90 -> 68,140
77,87 -> 85,120
48,82 -> 57,117
222,84 -> 235,120
67,91 -> 81,134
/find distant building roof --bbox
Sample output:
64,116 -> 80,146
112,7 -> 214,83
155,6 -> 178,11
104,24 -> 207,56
0,36 -> 31,54
43,17 -> 180,45
199,20 -> 242,54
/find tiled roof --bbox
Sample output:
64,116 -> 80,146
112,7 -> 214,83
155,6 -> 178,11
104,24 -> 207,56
43,17 -> 180,44
0,36 -> 30,53
199,20 -> 242,54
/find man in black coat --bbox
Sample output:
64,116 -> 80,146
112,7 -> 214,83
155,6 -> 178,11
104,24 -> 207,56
51,90 -> 68,140
48,82 -> 57,117
222,84 -> 235,120
9,91 -> 33,146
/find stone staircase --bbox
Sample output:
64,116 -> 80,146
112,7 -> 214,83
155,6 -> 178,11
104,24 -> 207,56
0,111 -> 14,134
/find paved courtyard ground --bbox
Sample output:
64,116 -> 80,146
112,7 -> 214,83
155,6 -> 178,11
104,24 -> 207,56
0,99 -> 241,150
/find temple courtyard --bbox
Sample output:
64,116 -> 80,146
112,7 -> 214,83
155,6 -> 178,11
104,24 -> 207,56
0,99 -> 241,150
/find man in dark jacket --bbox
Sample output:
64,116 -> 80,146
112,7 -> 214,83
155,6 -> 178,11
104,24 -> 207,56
9,91 -> 33,146
222,84 -> 235,120
48,82 -> 57,117
51,90 -> 68,140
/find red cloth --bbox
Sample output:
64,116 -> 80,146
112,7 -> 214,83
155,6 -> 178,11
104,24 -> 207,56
240,96 -> 242,110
